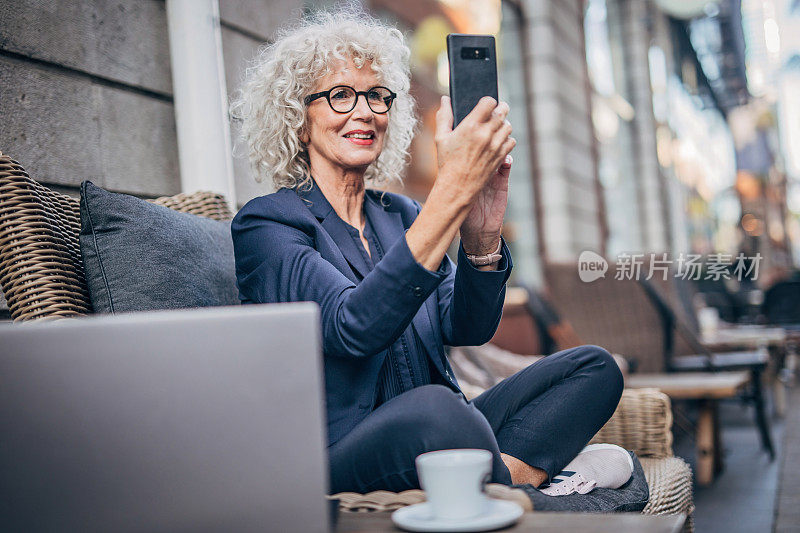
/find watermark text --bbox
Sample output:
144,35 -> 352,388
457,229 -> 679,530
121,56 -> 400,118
577,252 -> 762,282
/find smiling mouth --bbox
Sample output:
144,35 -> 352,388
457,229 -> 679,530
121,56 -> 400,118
343,131 -> 375,146
343,132 -> 375,139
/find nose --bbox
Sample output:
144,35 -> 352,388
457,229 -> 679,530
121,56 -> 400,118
350,94 -> 374,121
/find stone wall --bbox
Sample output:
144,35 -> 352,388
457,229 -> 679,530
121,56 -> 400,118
0,0 -> 178,197
0,0 -> 304,203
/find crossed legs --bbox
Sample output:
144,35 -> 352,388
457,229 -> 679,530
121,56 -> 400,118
328,345 -> 623,494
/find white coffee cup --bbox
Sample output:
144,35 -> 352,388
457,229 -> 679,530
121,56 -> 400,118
415,449 -> 492,520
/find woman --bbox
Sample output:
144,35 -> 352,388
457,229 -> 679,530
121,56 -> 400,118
231,8 -> 640,506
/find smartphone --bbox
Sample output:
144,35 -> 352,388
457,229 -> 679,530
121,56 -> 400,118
446,34 -> 499,127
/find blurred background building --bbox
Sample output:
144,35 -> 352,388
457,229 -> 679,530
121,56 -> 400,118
1,0 -> 799,288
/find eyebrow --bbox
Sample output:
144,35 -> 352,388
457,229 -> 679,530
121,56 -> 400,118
318,83 -> 383,91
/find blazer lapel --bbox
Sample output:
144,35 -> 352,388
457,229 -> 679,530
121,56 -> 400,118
320,217 -> 372,280
299,184 -> 371,280
362,192 -> 404,255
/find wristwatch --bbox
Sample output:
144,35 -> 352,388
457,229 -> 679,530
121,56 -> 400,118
465,240 -> 503,266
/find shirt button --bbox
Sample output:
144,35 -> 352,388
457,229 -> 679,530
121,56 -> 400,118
411,286 -> 423,297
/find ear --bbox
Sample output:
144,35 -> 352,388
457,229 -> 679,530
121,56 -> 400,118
299,125 -> 310,145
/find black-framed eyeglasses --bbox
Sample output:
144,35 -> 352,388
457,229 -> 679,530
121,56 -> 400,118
304,85 -> 397,114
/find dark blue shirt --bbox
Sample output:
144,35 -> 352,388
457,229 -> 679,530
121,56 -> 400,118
344,210 -> 434,406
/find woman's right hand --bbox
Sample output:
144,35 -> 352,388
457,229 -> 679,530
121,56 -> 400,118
433,95 -> 514,206
404,96 -> 514,272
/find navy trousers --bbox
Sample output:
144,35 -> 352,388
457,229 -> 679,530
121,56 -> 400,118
328,345 -> 624,494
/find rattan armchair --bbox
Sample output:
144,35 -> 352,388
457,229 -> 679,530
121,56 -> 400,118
0,153 -> 692,531
0,152 -> 231,321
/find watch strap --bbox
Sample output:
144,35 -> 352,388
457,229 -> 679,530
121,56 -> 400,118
465,240 -> 503,266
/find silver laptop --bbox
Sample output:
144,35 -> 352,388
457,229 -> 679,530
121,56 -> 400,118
0,303 -> 330,533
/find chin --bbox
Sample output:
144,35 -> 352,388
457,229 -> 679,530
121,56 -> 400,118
340,155 -> 380,169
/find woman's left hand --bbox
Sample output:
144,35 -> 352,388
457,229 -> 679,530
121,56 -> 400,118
459,154 -> 512,255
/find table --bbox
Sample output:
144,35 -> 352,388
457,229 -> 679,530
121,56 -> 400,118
701,325 -> 789,415
626,371 -> 750,398
626,371 -> 750,485
701,325 -> 786,351
336,510 -> 686,532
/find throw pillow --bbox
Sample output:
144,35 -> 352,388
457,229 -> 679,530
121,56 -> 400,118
79,181 -> 239,313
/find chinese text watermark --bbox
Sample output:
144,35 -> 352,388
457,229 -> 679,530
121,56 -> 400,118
578,252 -> 762,282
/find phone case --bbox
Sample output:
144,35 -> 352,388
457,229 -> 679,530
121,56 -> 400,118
447,34 -> 498,127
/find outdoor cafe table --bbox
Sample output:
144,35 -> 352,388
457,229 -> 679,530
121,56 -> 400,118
700,325 -> 786,351
700,325 -> 789,415
336,510 -> 686,532
626,371 -> 750,486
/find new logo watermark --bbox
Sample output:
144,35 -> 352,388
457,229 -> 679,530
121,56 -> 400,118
577,252 -> 762,283
578,251 -> 608,282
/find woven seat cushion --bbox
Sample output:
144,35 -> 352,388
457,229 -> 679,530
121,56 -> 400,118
641,456 -> 694,531
331,483 -> 531,513
79,181 -> 239,313
332,456 -> 693,531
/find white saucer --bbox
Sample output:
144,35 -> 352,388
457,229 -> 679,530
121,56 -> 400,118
391,499 -> 524,532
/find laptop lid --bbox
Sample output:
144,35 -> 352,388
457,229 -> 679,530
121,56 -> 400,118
0,303 -> 329,533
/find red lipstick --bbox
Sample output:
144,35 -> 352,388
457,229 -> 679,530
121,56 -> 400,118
343,129 -> 375,146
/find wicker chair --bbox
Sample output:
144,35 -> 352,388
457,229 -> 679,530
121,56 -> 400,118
545,261 -> 773,459
544,261 -> 670,373
0,152 -> 232,321
0,154 -> 692,531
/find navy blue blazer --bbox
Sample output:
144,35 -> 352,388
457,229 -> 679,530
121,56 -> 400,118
231,185 -> 513,445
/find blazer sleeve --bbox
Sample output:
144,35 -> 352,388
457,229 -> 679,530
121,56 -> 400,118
436,239 -> 513,347
231,203 -> 448,359
401,199 -> 513,347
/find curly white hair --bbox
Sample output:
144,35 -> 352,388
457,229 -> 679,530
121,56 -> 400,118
230,4 -> 418,191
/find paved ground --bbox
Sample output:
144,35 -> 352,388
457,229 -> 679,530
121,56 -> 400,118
672,395 -> 788,532
775,387 -> 800,532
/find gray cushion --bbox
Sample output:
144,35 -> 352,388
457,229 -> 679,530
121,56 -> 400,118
79,181 -> 239,313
